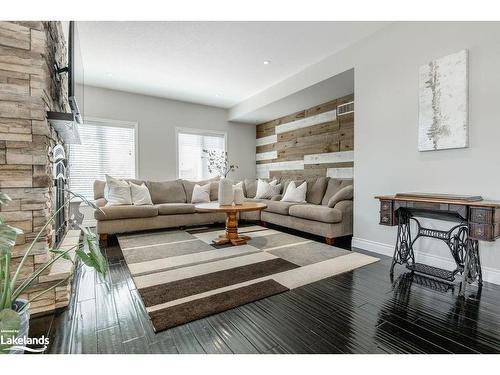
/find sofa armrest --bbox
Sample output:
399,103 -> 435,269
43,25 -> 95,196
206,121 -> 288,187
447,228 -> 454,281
270,195 -> 282,201
95,198 -> 107,207
334,199 -> 353,214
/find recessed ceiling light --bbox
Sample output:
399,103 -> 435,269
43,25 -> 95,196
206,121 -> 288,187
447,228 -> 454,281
263,60 -> 271,65
215,93 -> 220,97
106,72 -> 113,77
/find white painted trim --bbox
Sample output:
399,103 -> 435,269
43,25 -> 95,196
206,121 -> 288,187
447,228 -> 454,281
327,167 -> 353,179
275,109 -> 337,134
256,134 -> 277,146
256,150 -> 277,161
83,116 -> 140,179
352,236 -> 500,285
304,150 -> 354,165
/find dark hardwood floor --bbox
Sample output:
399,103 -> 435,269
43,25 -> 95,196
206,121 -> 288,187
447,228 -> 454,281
29,225 -> 500,354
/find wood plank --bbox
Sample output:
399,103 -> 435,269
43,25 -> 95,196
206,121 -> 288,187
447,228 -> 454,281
304,150 -> 354,165
277,120 -> 339,143
305,161 -> 354,169
256,142 -> 276,154
327,167 -> 354,179
275,109 -> 337,134
256,134 -> 277,147
305,99 -> 337,117
256,150 -> 277,161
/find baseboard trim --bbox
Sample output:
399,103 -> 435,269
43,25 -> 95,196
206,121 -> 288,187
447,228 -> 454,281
352,236 -> 500,286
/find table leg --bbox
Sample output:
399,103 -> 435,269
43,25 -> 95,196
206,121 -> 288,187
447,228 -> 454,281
212,211 -> 251,246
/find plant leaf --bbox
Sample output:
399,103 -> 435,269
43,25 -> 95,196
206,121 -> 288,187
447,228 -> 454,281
0,308 -> 20,353
0,193 -> 12,206
0,223 -> 22,256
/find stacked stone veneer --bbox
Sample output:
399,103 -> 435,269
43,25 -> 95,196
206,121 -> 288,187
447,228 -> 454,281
0,21 -> 74,315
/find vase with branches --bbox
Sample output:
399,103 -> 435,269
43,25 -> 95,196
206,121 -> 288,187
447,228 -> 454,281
202,150 -> 238,178
0,190 -> 107,354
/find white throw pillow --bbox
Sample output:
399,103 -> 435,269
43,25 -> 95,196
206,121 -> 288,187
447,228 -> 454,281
129,182 -> 153,206
281,181 -> 307,203
191,183 -> 211,203
255,179 -> 282,199
104,174 -> 132,206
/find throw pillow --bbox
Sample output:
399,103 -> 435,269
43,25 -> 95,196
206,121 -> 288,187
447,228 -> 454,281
281,181 -> 307,203
104,174 -> 132,206
129,182 -> 153,206
255,179 -> 281,199
191,183 -> 211,203
327,185 -> 354,208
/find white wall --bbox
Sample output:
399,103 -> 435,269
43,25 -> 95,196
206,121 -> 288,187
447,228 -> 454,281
353,22 -> 500,283
232,22 -> 500,283
81,85 -> 256,182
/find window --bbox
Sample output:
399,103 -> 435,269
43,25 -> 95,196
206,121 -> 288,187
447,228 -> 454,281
69,119 -> 137,200
176,128 -> 226,180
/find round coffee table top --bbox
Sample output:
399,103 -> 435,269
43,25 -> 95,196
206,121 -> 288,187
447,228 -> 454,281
195,201 -> 267,213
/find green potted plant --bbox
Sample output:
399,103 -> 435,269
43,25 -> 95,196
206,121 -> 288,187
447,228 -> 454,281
0,191 -> 107,354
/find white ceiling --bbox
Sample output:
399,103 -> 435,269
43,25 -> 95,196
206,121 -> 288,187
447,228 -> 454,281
238,69 -> 355,124
76,21 -> 387,109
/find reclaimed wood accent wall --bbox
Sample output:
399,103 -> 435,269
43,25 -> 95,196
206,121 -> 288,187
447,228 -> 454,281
256,94 -> 354,180
0,21 -> 72,315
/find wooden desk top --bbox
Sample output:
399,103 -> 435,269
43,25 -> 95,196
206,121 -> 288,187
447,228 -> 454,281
195,202 -> 267,213
375,194 -> 500,208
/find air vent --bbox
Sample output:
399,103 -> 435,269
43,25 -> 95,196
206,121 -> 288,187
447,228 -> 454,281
337,101 -> 354,116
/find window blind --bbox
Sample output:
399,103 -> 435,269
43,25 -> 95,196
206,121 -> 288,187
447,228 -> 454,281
69,122 -> 136,201
177,130 -> 225,181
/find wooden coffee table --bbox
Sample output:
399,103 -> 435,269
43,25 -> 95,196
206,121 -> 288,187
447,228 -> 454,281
195,202 -> 267,246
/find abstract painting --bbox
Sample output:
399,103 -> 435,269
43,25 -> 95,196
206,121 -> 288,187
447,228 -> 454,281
418,50 -> 468,151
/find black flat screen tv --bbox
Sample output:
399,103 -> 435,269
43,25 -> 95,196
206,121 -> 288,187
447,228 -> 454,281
68,21 -> 83,124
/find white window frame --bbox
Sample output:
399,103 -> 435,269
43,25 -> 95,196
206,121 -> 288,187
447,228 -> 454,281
82,116 -> 140,179
175,127 -> 227,180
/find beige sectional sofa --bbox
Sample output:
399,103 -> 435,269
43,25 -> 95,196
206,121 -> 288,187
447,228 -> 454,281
93,176 -> 353,244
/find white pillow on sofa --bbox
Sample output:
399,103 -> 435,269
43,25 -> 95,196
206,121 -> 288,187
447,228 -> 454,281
255,179 -> 281,199
129,182 -> 153,206
191,183 -> 211,203
104,174 -> 132,206
281,181 -> 307,203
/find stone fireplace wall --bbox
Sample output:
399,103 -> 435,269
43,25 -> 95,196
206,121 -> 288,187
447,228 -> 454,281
0,21 -> 72,315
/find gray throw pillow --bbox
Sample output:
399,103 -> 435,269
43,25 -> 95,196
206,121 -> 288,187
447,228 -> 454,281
244,178 -> 257,198
327,185 -> 354,208
182,177 -> 219,202
306,177 -> 328,205
147,180 -> 187,204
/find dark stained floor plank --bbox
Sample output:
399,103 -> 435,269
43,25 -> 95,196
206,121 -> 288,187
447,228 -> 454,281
32,225 -> 500,354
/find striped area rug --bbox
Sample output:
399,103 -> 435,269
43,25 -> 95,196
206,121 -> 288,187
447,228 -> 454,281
117,225 -> 379,332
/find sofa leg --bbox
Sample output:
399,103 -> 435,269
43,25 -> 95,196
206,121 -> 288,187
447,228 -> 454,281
325,237 -> 335,246
99,233 -> 108,247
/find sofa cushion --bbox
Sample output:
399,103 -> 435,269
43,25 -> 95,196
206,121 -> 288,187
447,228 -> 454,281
94,205 -> 158,221
306,177 -> 329,205
244,178 -> 257,198
279,178 -> 304,195
321,178 -> 353,206
327,185 -> 354,208
94,178 -> 145,200
289,204 -> 342,223
94,180 -> 106,200
147,180 -> 187,204
264,200 -> 300,215
156,203 -> 196,215
182,177 -> 219,202
104,174 -> 132,206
